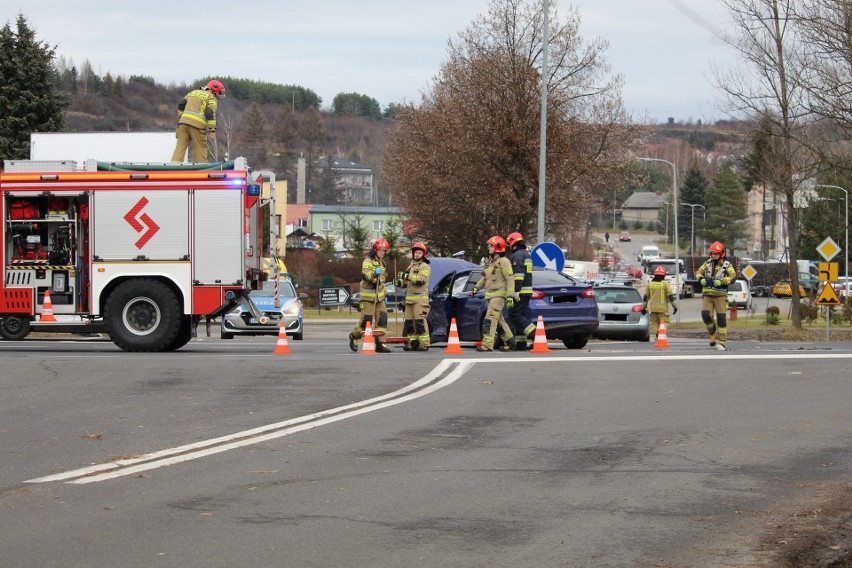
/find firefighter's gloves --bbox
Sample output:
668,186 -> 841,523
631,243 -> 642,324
699,277 -> 708,287
506,297 -> 515,309
713,279 -> 722,287
374,267 -> 383,276
470,288 -> 478,297
672,307 -> 678,315
641,307 -> 647,316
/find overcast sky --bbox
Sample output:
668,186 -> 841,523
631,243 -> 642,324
9,0 -> 735,124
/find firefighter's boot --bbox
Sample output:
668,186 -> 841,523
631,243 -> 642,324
403,340 -> 419,352
708,332 -> 716,347
500,337 -> 517,352
376,341 -> 392,353
348,332 -> 359,352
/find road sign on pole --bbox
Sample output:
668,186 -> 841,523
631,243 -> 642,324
531,242 -> 565,272
319,286 -> 351,307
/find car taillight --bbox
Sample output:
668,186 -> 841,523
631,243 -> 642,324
530,290 -> 544,300
631,304 -> 643,312
581,288 -> 596,298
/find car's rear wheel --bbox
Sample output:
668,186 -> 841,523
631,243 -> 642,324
562,335 -> 589,349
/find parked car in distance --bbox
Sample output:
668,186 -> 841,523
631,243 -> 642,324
772,280 -> 806,298
349,283 -> 404,311
221,278 -> 306,340
726,279 -> 753,310
426,258 -> 599,349
593,284 -> 649,342
832,276 -> 852,300
619,231 -> 631,242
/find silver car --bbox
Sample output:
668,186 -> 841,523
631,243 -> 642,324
221,279 -> 305,340
593,284 -> 650,342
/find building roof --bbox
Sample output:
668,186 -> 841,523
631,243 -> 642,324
623,192 -> 665,209
316,156 -> 371,171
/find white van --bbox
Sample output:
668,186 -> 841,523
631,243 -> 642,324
637,245 -> 660,264
727,279 -> 753,309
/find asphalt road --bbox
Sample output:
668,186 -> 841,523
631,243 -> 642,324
1,331 -> 851,567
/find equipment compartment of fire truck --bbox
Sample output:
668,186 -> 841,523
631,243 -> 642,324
1,158 -> 274,351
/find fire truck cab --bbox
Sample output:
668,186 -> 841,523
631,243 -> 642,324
1,157 -> 274,351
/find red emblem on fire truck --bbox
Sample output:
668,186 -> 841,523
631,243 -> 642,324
123,197 -> 160,249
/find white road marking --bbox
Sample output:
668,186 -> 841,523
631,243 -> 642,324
24,351 -> 852,484
26,360 -> 474,485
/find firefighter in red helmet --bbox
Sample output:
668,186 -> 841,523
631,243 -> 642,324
695,241 -> 736,350
470,235 -> 516,352
506,231 -> 536,349
171,79 -> 226,163
395,241 -> 432,351
349,238 -> 392,352
642,265 -> 678,340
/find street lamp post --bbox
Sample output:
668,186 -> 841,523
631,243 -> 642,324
683,203 -> 705,255
815,184 -> 849,277
639,157 -> 679,322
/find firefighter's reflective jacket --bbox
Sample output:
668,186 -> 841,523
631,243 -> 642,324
403,258 -> 430,303
510,248 -> 533,296
644,280 -> 677,313
696,259 -> 736,297
475,256 -> 514,298
359,256 -> 387,302
177,88 -> 218,132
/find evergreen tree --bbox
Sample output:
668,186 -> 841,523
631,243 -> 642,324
703,163 -> 748,255
678,164 -> 709,254
0,14 -> 66,161
238,102 -> 268,167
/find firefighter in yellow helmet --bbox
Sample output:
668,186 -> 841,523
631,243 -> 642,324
470,235 -> 516,352
642,265 -> 678,339
695,241 -> 737,350
395,241 -> 431,351
349,238 -> 392,353
171,79 -> 225,163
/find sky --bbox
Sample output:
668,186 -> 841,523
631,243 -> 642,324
8,0 -> 736,124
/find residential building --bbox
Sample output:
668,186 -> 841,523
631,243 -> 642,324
621,192 -> 666,226
310,205 -> 405,253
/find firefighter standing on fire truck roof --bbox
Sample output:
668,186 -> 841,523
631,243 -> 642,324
695,241 -> 737,351
349,238 -> 392,353
395,242 -> 431,351
642,265 -> 678,339
171,80 -> 225,163
506,232 -> 536,349
471,236 -> 517,352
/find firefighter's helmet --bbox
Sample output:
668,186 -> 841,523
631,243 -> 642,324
654,266 -> 667,277
371,238 -> 390,252
487,235 -> 507,253
709,241 -> 726,256
411,241 -> 428,256
506,232 -> 524,247
206,80 -> 226,97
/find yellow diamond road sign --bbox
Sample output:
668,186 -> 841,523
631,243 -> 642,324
741,264 -> 757,281
817,237 -> 840,261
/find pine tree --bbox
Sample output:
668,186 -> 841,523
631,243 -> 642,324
0,14 -> 67,161
678,164 -> 709,254
704,163 -> 748,254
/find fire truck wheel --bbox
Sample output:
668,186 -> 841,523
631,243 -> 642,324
104,279 -> 181,352
163,316 -> 193,351
0,315 -> 31,341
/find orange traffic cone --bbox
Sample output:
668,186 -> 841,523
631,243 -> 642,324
361,321 -> 376,354
40,290 -> 57,322
444,318 -> 464,354
654,320 -> 670,348
530,315 -> 551,353
272,320 -> 291,354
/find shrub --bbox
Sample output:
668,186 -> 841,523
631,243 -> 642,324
765,305 -> 780,316
800,301 -> 819,325
764,305 -> 781,326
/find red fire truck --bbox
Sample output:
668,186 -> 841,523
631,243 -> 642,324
0,157 -> 275,351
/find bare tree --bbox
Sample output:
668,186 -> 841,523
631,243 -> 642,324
714,0 -> 821,328
382,0 -> 640,259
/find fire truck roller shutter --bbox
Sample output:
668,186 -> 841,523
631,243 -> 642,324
103,278 -> 182,352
